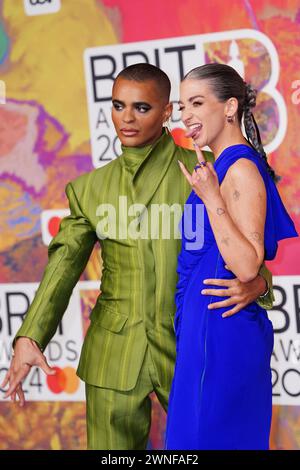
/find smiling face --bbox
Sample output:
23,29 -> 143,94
112,77 -> 172,147
179,78 -> 231,150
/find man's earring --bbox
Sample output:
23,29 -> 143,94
164,119 -> 172,133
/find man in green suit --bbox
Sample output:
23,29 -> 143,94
2,64 -> 273,449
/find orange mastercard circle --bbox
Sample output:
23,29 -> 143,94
48,216 -> 62,238
46,366 -> 79,394
63,367 -> 80,394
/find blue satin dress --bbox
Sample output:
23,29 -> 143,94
165,144 -> 298,450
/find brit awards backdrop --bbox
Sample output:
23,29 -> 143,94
0,0 -> 299,449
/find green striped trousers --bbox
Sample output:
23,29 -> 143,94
85,346 -> 169,450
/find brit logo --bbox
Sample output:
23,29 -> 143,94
23,0 -> 61,16
84,30 -> 287,168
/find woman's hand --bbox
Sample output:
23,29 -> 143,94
178,144 -> 220,203
1,337 -> 55,406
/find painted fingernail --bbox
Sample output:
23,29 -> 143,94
208,304 -> 212,309
201,290 -> 206,294
203,280 -> 208,284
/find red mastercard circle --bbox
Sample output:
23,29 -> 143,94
47,366 -> 67,394
48,216 -> 62,238
171,128 -> 194,150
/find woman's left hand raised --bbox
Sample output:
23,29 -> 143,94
178,144 -> 220,203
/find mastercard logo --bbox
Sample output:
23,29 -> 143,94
48,216 -> 62,238
41,209 -> 70,246
46,366 -> 80,394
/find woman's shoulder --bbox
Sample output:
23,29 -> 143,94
226,156 -> 262,179
218,144 -> 265,183
222,156 -> 266,198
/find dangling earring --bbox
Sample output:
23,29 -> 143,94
164,119 -> 171,134
226,115 -> 235,123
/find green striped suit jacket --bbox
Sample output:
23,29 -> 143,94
15,131 -> 273,392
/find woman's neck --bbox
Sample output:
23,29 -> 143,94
210,127 -> 251,159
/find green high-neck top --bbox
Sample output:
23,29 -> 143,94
120,129 -> 167,175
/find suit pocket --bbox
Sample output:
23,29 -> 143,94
78,303 -> 146,391
89,304 -> 128,333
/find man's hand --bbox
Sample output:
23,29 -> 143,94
201,268 -> 267,318
1,337 -> 55,407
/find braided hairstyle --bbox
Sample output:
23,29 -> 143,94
183,63 -> 280,182
243,83 -> 280,182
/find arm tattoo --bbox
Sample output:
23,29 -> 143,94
216,208 -> 225,216
250,231 -> 264,245
221,237 -> 230,246
233,190 -> 240,201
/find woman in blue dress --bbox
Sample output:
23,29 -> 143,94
165,63 -> 298,450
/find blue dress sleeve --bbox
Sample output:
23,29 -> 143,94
263,175 -> 298,260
